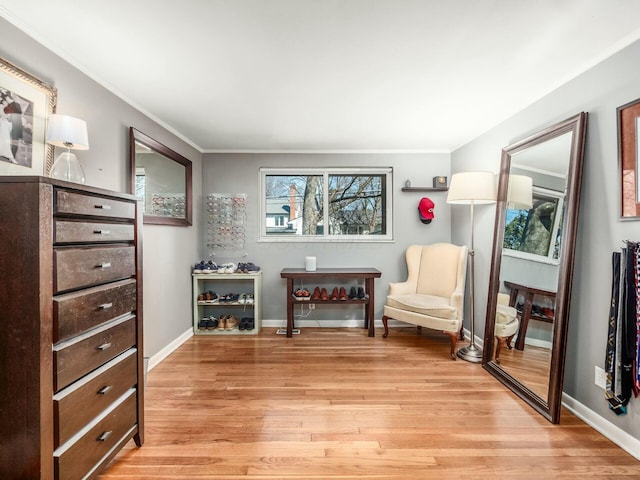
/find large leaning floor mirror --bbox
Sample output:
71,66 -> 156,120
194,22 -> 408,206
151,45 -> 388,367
482,112 -> 588,423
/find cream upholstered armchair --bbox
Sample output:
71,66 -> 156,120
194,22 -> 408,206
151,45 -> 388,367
382,243 -> 468,359
493,293 -> 519,364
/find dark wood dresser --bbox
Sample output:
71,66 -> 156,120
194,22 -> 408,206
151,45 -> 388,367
0,176 -> 144,479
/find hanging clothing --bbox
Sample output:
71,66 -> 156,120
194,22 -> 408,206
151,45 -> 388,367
606,242 -> 640,415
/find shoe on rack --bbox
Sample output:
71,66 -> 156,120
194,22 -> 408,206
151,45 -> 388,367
238,293 -> 247,305
242,317 -> 255,330
338,287 -> 348,301
244,262 -> 261,273
206,316 -> 219,330
320,288 -> 329,300
330,287 -> 339,301
225,315 -> 238,330
193,261 -> 206,274
225,263 -> 238,274
349,286 -> 358,299
311,287 -> 321,300
217,315 -> 227,331
204,260 -> 218,273
357,287 -> 366,299
246,294 -> 254,305
198,317 -> 208,329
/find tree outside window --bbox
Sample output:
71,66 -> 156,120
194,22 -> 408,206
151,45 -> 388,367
261,168 -> 392,241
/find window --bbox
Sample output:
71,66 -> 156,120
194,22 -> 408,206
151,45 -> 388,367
503,186 -> 564,264
260,167 -> 392,242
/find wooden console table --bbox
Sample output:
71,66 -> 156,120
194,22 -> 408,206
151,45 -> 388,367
504,281 -> 556,351
280,268 -> 382,338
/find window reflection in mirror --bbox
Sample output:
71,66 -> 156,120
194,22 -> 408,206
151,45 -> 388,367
129,127 -> 192,226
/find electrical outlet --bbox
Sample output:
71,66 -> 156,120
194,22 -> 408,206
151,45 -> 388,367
309,303 -> 315,310
594,365 -> 607,389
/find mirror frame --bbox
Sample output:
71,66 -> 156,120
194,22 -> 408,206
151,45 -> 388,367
129,127 -> 193,226
482,112 -> 588,423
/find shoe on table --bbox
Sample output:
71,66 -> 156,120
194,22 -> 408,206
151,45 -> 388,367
330,287 -> 339,301
349,286 -> 358,299
338,287 -> 348,301
320,288 -> 329,300
357,287 -> 367,299
311,287 -> 321,300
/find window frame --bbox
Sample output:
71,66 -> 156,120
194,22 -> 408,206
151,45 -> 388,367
259,167 -> 393,242
502,186 -> 564,265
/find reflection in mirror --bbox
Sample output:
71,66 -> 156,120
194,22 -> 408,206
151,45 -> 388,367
129,127 -> 192,226
482,113 -> 587,423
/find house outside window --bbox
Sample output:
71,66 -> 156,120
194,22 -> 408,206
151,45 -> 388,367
260,167 -> 393,242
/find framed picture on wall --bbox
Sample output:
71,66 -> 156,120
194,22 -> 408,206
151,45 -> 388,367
618,97 -> 640,219
0,57 -> 57,176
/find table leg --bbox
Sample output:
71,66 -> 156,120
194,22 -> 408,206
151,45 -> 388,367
515,293 -> 534,350
286,278 -> 294,337
365,277 -> 375,337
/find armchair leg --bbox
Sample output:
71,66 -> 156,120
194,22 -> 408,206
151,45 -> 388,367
495,336 -> 507,364
382,315 -> 390,338
444,332 -> 457,360
506,334 -> 515,350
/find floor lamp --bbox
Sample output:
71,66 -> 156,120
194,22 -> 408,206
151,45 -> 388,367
447,171 -> 496,363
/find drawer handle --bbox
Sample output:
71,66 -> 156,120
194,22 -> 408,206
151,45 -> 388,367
95,204 -> 112,210
97,385 -> 112,395
98,302 -> 113,310
96,342 -> 112,351
97,431 -> 112,442
93,229 -> 111,235
97,262 -> 112,269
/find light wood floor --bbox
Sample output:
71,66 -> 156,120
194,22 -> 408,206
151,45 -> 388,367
99,327 -> 640,479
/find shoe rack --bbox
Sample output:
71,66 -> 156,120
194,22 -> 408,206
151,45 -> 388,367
192,271 -> 261,335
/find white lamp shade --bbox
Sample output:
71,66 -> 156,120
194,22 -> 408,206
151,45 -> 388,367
446,171 -> 496,205
507,174 -> 533,210
46,114 -> 89,150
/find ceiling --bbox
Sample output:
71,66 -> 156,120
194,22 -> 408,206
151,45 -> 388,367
1,1 -> 640,153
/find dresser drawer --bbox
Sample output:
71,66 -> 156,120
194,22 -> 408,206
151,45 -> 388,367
55,189 -> 135,220
54,350 -> 137,448
54,246 -> 135,293
54,315 -> 136,392
54,279 -> 137,342
55,391 -> 137,480
55,219 -> 135,244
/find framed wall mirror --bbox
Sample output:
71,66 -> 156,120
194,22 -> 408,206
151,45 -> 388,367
129,127 -> 192,226
482,112 -> 588,423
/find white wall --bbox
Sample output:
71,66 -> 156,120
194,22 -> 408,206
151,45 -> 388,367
451,39 -> 640,441
0,17 -> 202,359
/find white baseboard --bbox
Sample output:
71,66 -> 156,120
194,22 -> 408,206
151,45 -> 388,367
146,328 -> 193,372
562,393 -> 640,461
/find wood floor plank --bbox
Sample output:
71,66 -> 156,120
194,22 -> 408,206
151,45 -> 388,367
98,328 -> 640,479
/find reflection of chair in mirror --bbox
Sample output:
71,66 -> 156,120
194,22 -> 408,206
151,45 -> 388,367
494,293 -> 519,364
381,243 -> 468,359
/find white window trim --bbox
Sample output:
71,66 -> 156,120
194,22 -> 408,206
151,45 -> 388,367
503,186 -> 564,265
259,167 -> 393,243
